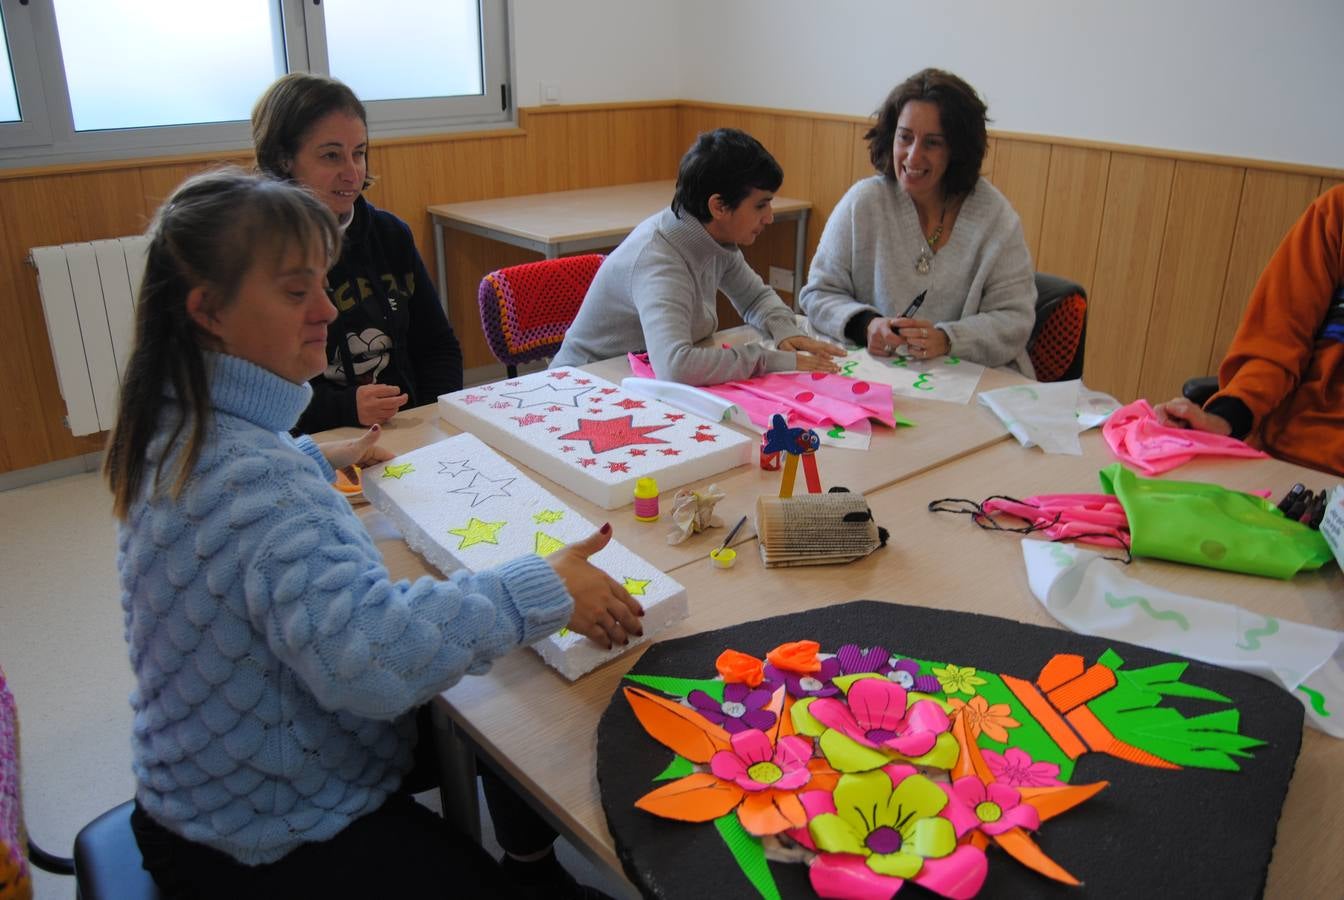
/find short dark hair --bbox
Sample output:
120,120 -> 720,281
252,73 -> 371,188
865,68 -> 989,198
671,128 -> 783,222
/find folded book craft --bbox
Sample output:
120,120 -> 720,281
597,601 -> 1301,899
363,433 -> 688,679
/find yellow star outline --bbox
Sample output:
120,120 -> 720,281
622,576 -> 652,596
533,508 -> 565,524
448,517 -> 505,549
382,462 -> 415,479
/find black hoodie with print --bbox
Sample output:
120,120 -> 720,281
296,196 -> 463,434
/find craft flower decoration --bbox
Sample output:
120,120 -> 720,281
792,766 -> 988,900
619,641 -> 1249,899
765,655 -> 842,699
624,687 -> 838,836
939,776 -> 1041,836
948,695 -> 1021,743
689,681 -> 776,733
982,746 -> 1063,788
801,676 -> 958,772
933,664 -> 987,695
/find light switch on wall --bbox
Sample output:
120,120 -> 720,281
540,82 -> 561,105
768,266 -> 794,293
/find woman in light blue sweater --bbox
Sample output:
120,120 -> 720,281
103,169 -> 642,896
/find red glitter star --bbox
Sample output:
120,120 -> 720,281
613,398 -> 646,410
576,379 -> 592,385
588,408 -> 602,414
558,415 -> 671,453
664,413 -> 685,421
547,405 -> 564,412
658,448 -> 681,456
511,413 -> 546,426
560,445 -> 574,452
600,387 -> 619,394
691,431 -> 718,443
696,424 -> 713,431
549,371 -> 571,379
546,426 -> 563,433
490,401 -> 511,409
607,461 -> 631,473
628,449 -> 647,457
578,458 -> 597,468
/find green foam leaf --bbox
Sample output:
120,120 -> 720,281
714,812 -> 781,900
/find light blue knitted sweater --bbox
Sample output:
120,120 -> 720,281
119,353 -> 573,865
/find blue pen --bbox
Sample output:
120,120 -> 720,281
899,291 -> 927,320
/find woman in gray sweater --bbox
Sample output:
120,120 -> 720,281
552,129 -> 843,385
801,69 -> 1037,376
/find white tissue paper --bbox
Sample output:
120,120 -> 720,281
978,380 -> 1119,455
1020,538 -> 1344,737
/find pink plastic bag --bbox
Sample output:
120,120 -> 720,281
981,493 -> 1130,548
627,353 -> 894,430
1102,399 -> 1266,475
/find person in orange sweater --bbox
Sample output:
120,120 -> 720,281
1155,185 -> 1343,476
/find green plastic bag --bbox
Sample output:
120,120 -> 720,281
1099,463 -> 1334,579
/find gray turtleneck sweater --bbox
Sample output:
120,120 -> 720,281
800,175 -> 1037,376
550,207 -> 806,385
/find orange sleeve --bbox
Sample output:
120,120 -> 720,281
1212,186 -> 1344,423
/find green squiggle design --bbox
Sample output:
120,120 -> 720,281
1104,592 -> 1190,631
1298,685 -> 1332,718
840,361 -> 858,376
1050,545 -> 1075,567
1236,616 -> 1279,651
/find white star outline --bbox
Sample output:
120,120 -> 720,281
436,458 -> 475,480
445,471 -> 516,507
498,380 -> 594,409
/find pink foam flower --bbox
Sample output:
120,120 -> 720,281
809,677 -> 950,759
982,746 -> 1063,787
710,730 -> 815,793
940,775 -> 1042,837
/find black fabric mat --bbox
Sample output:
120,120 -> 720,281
596,600 -> 1303,899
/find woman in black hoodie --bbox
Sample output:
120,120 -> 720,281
252,73 -> 463,433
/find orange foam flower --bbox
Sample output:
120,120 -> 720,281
949,695 -> 1021,743
766,640 -> 821,674
716,649 -> 765,687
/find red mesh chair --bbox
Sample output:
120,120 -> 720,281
1028,273 -> 1088,382
477,254 -> 604,377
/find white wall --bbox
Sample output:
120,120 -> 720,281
516,0 -> 1344,170
512,0 -> 682,106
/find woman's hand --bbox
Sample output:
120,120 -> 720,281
548,525 -> 645,649
866,316 -> 904,356
357,383 -> 409,426
318,425 -> 396,473
892,317 -> 950,359
779,335 -> 844,374
1153,397 -> 1233,435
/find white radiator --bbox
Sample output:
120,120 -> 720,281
31,236 -> 149,435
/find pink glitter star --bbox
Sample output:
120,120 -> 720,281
549,371 -> 571,379
546,426 -> 563,433
628,449 -> 647,457
559,415 -> 671,454
607,461 -> 631,473
490,401 -> 511,409
463,394 -> 487,404
600,387 -> 619,394
578,458 -> 597,468
547,405 -> 565,412
659,448 -> 681,456
576,379 -> 592,385
664,413 -> 685,421
613,398 -> 646,410
560,445 -> 574,453
511,413 -> 546,426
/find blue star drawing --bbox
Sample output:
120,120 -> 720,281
445,471 -> 516,507
498,381 -> 594,409
436,458 -> 475,479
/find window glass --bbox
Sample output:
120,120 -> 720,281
0,10 -> 19,123
323,0 -> 483,101
51,0 -> 285,131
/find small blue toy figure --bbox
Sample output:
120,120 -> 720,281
762,413 -> 822,497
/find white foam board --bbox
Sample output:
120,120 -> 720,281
363,433 -> 688,680
438,367 -> 753,509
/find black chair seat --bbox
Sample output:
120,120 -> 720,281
72,801 -> 160,900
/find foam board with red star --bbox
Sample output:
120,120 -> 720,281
363,432 -> 689,680
437,367 -> 754,509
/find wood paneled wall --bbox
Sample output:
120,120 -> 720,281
2,100 -> 1340,475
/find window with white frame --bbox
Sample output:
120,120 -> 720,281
0,0 -> 511,165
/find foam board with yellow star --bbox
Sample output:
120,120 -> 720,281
437,367 -> 753,509
363,432 -> 689,679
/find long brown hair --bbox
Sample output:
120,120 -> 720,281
104,168 -> 338,520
